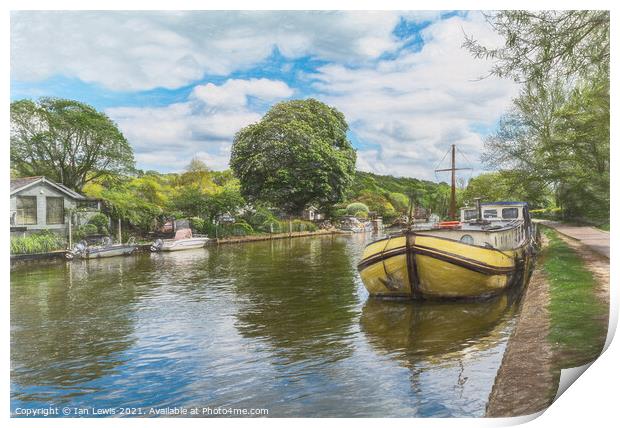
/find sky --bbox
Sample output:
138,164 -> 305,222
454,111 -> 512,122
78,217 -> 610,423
10,10 -> 520,181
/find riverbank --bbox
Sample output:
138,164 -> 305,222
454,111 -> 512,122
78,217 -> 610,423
212,228 -> 351,244
10,229 -> 354,265
486,226 -> 609,417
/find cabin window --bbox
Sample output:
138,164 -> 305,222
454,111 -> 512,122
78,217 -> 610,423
46,197 -> 64,224
460,235 -> 474,245
16,196 -> 37,225
502,208 -> 519,219
483,209 -> 498,218
463,210 -> 477,221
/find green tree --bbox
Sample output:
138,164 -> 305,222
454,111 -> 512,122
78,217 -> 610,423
464,10 -> 609,83
463,171 -> 552,208
467,11 -> 609,223
10,98 -> 135,191
230,99 -> 356,215
346,202 -> 369,216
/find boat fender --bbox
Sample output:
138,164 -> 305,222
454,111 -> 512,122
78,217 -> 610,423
438,221 -> 461,229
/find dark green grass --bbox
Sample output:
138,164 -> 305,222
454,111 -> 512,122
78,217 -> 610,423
542,228 -> 607,367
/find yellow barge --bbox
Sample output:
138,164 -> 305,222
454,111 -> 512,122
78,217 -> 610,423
357,202 -> 538,299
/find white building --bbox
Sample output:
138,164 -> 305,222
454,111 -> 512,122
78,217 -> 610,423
10,176 -> 101,237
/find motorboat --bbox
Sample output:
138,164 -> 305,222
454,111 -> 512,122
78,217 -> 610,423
340,216 -> 373,233
150,228 -> 210,252
66,237 -> 137,260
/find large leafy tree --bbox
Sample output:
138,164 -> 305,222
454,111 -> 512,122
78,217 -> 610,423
230,99 -> 357,215
466,11 -> 609,223
10,97 -> 135,191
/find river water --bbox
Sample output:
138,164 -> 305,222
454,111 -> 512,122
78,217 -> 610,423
11,233 -> 520,417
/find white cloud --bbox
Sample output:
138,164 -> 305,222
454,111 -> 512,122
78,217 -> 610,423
12,11 -> 519,180
311,13 -> 518,180
191,78 -> 293,108
107,78 -> 293,172
11,11 -> 417,91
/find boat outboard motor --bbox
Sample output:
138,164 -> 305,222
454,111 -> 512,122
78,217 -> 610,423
150,238 -> 164,252
66,241 -> 88,260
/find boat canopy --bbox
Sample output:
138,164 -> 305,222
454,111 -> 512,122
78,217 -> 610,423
460,202 -> 528,222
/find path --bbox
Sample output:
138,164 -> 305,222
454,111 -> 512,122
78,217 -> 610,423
537,220 -> 610,258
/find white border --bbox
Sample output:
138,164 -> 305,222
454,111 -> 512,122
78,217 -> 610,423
2,2 -> 617,427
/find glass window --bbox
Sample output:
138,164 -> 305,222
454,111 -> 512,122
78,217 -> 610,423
463,210 -> 477,221
483,209 -> 498,218
16,196 -> 37,225
77,200 -> 99,210
502,208 -> 519,219
46,197 -> 64,224
460,234 -> 474,245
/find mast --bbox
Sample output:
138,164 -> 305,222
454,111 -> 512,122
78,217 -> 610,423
435,144 -> 472,221
450,144 -> 456,220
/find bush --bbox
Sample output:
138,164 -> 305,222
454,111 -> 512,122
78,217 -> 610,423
246,208 -> 281,232
354,210 -> 369,220
287,219 -> 318,232
346,202 -> 369,216
73,224 -> 99,241
190,217 -> 208,234
206,220 -> 255,238
257,219 -> 283,233
88,213 -> 110,235
531,207 -> 562,220
230,221 -> 254,236
10,230 -> 66,255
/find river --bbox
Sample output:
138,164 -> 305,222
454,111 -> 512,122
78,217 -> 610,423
11,233 -> 520,417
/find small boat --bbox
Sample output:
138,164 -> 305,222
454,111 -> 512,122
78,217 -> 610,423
66,237 -> 137,260
150,228 -> 209,252
357,145 -> 538,300
340,216 -> 373,233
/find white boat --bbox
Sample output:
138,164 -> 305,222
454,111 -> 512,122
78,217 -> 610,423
340,216 -> 373,233
66,237 -> 137,260
150,228 -> 210,252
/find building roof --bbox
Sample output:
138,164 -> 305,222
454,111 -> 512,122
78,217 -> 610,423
10,176 -> 87,200
10,176 -> 43,193
481,201 -> 529,206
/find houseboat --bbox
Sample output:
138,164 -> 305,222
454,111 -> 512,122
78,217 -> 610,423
357,200 -> 538,299
357,145 -> 538,299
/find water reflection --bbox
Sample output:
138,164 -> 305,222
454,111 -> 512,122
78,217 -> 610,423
360,294 -> 518,365
226,236 -> 359,363
11,257 -> 145,403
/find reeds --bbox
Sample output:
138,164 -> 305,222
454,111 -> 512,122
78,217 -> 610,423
10,230 -> 66,255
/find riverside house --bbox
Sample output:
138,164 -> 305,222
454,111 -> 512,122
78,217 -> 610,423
10,176 -> 101,238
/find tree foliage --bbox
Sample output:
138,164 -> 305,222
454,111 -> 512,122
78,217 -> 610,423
467,11 -> 609,223
462,171 -> 552,208
230,99 -> 357,215
10,98 -> 135,191
346,171 -> 459,219
464,10 -> 609,83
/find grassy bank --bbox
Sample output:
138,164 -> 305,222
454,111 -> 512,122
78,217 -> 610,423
541,227 -> 607,367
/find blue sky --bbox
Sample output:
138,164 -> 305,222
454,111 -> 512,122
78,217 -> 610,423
10,10 -> 518,180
